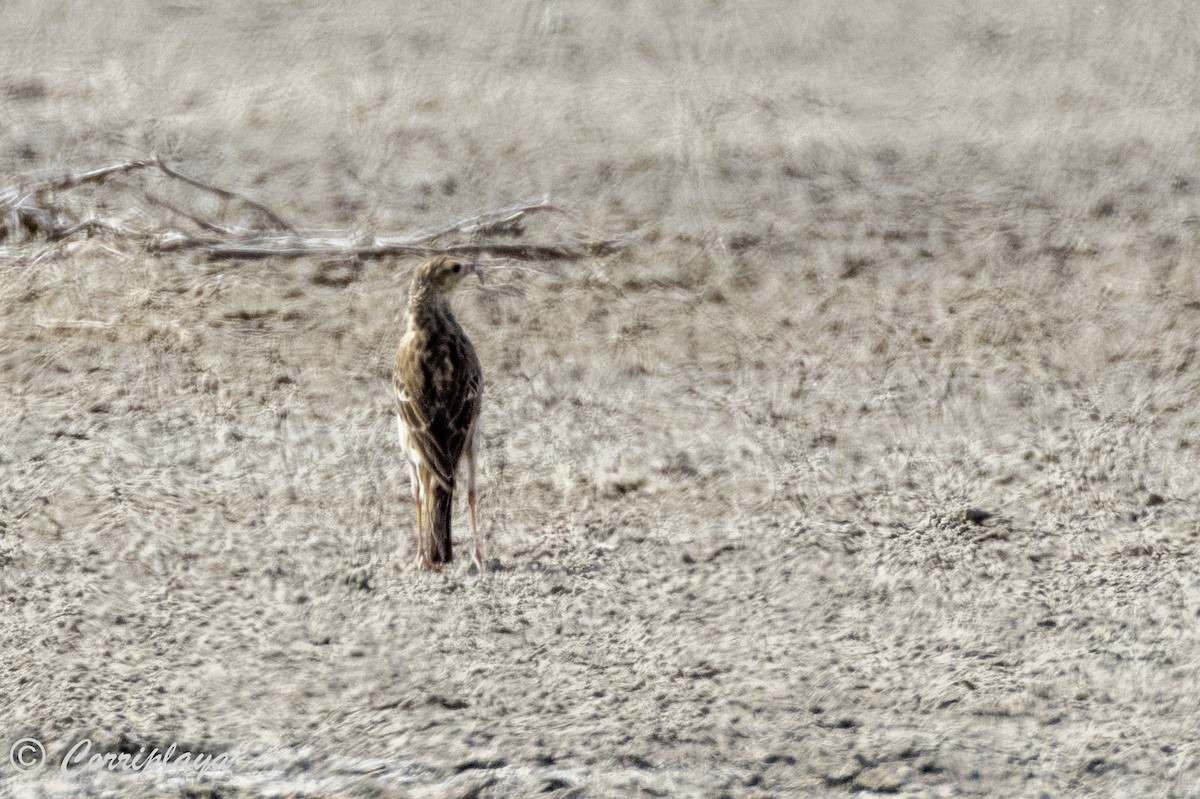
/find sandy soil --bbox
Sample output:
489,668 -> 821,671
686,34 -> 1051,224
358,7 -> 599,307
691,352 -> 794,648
3,2 -> 1200,797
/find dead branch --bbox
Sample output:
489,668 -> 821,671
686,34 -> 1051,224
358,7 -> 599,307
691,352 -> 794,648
1,156 -> 621,264
3,159 -> 153,241
149,233 -> 618,262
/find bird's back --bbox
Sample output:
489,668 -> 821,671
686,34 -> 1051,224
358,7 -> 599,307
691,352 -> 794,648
393,306 -> 482,489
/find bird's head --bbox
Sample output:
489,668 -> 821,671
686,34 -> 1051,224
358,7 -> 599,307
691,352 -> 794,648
412,255 -> 485,294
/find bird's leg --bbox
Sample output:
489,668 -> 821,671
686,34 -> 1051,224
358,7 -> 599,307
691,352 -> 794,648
465,451 -> 484,572
409,465 -> 433,571
411,479 -> 424,569
468,489 -> 482,572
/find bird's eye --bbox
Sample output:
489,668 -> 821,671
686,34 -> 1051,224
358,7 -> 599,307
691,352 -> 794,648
451,263 -> 461,274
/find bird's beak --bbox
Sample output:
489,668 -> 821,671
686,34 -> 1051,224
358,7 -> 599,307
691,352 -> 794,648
470,261 -> 485,284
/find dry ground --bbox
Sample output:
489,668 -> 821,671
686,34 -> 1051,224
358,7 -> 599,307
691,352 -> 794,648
3,1 -> 1200,797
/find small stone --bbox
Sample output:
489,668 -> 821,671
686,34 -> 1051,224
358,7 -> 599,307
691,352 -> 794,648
853,763 -> 912,793
454,756 -> 507,773
820,760 -> 860,786
964,507 -> 993,525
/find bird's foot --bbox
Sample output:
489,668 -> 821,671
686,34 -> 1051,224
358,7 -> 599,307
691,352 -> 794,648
471,547 -> 486,573
415,554 -> 441,572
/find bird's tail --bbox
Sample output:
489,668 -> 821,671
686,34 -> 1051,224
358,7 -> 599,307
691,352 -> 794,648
429,482 -> 454,564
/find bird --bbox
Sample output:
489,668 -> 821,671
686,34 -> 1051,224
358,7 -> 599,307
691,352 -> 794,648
393,254 -> 485,571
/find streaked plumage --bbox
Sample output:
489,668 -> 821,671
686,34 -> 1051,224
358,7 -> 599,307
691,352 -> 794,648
393,255 -> 484,571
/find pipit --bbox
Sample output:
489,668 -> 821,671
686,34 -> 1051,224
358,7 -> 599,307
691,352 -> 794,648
393,255 -> 485,571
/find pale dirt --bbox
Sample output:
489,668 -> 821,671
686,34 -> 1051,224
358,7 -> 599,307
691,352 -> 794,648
2,2 -> 1200,797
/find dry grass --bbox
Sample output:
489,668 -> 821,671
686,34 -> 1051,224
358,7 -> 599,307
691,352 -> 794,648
3,1 -> 1200,797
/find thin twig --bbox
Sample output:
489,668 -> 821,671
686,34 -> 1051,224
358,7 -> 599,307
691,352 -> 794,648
143,191 -> 245,236
35,316 -> 117,329
56,217 -> 135,239
406,200 -> 558,244
152,156 -> 295,233
31,159 -> 153,196
480,261 -> 559,277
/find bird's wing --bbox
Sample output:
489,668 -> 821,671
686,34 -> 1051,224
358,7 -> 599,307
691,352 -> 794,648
394,330 -> 482,490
